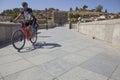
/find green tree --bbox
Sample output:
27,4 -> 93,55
10,14 -> 18,22
75,6 -> 79,11
96,5 -> 103,12
70,8 -> 73,11
82,5 -> 88,10
105,9 -> 107,13
91,9 -> 96,12
114,14 -> 120,19
74,14 -> 80,18
13,8 -> 19,13
81,14 -> 89,18
69,13 -> 74,18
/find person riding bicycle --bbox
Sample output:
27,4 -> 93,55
14,2 -> 36,38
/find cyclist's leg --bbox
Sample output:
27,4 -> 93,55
29,25 -> 33,38
32,20 -> 37,34
24,21 -> 33,39
29,20 -> 34,38
25,21 -> 29,34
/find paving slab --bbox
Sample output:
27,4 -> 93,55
47,49 -> 69,59
110,65 -> 120,80
41,59 -> 74,77
109,79 -> 114,80
0,59 -> 33,77
58,67 -> 108,80
0,73 -> 2,79
60,46 -> 81,53
0,54 -> 22,65
85,46 -> 105,54
80,52 -> 120,77
61,54 -> 88,66
76,49 -> 99,58
0,48 -> 15,57
4,67 -> 53,80
18,51 -> 42,58
26,54 -> 55,65
33,43 -> 61,53
17,45 -> 45,58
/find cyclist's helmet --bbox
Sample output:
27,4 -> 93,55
22,2 -> 28,7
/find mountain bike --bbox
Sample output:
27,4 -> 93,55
11,21 -> 38,52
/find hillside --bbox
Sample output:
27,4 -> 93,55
0,7 -> 120,23
0,8 -> 59,24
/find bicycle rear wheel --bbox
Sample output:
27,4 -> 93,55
11,30 -> 25,51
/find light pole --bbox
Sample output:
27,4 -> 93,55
69,8 -> 72,29
45,8 -> 48,30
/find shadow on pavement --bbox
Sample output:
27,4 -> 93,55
37,32 -> 41,34
34,42 -> 61,49
38,36 -> 51,38
19,42 -> 62,53
0,42 -> 11,49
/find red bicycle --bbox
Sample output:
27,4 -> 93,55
11,21 -> 38,52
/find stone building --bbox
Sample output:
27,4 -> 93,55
52,11 -> 68,25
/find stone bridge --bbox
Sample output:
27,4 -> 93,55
0,20 -> 120,80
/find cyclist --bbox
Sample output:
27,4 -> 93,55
14,2 -> 36,38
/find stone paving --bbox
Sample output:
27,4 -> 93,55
0,27 -> 120,80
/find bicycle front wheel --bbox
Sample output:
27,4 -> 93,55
11,30 -> 25,51
30,34 -> 37,45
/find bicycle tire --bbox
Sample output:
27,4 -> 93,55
11,30 -> 25,51
30,34 -> 37,45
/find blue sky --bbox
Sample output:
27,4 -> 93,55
0,0 -> 120,13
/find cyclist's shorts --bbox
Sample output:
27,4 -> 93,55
25,20 -> 34,27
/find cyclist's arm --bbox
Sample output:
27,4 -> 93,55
14,13 -> 22,21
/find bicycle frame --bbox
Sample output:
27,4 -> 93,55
21,22 -> 31,40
